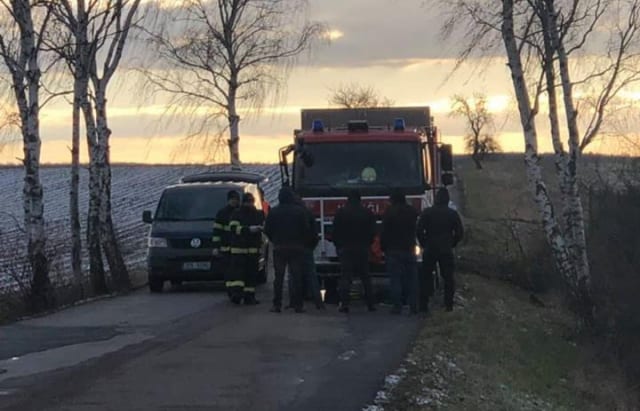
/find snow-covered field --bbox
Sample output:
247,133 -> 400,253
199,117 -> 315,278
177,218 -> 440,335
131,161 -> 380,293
0,164 -> 281,292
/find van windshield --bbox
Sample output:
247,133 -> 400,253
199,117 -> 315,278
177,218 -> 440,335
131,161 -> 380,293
154,186 -> 232,221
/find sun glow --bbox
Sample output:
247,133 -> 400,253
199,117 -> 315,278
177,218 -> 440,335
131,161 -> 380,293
324,29 -> 344,41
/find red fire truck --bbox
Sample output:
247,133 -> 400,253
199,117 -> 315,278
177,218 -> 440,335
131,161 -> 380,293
279,107 -> 452,300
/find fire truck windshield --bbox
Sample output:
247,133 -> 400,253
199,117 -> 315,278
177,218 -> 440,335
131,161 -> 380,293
293,141 -> 425,196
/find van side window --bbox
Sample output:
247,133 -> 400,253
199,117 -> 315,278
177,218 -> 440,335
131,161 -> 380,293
248,185 -> 262,211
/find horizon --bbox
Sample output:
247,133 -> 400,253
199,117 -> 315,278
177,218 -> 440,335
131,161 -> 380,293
1,151 -> 638,169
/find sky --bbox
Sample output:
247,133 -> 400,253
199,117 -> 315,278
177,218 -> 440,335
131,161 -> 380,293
0,0 -> 638,165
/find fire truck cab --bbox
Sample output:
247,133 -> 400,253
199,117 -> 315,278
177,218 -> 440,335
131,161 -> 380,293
279,107 -> 453,282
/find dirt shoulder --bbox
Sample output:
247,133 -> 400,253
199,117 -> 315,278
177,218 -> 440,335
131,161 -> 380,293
366,273 -> 637,411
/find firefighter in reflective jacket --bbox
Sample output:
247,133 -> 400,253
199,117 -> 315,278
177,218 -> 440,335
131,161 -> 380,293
213,190 -> 241,295
227,193 -> 265,305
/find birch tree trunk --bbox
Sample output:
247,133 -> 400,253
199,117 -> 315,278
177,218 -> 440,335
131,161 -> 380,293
544,0 -> 590,292
22,65 -> 50,310
538,0 -> 571,231
68,0 -> 87,297
501,0 -> 579,293
95,85 -> 130,291
228,79 -> 241,167
81,82 -> 108,295
70,78 -> 82,295
4,1 -> 53,310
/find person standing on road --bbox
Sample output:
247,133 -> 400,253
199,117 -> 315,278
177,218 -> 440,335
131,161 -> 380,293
417,187 -> 464,312
213,190 -> 241,299
333,190 -> 377,313
227,193 -> 265,305
381,190 -> 419,315
264,187 -> 312,313
287,194 -> 323,310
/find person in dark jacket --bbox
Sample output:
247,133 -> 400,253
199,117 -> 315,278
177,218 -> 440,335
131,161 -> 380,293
416,187 -> 464,312
287,195 -> 324,310
381,190 -> 419,314
213,190 -> 241,297
333,190 -> 377,313
227,193 -> 265,305
264,187 -> 312,313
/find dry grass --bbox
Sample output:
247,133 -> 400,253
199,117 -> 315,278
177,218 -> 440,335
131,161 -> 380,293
379,274 -> 638,410
454,155 -> 557,291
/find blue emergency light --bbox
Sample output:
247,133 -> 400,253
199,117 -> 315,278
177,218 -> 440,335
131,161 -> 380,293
312,119 -> 324,132
393,118 -> 405,131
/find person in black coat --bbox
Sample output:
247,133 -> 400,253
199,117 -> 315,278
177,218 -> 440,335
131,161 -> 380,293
381,190 -> 419,314
332,190 -> 377,313
287,195 -> 324,310
264,187 -> 312,313
417,187 -> 464,312
227,193 -> 265,305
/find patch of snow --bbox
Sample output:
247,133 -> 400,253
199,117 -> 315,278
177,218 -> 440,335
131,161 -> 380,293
384,374 -> 402,389
338,350 -> 357,361
414,396 -> 432,406
374,390 -> 388,403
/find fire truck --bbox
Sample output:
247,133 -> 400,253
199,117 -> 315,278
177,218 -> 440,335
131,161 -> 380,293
279,107 -> 453,300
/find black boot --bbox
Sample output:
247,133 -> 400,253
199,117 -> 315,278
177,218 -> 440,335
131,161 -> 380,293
270,305 -> 282,313
244,293 -> 260,305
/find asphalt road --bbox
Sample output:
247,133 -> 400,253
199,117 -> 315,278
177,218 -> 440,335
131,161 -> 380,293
0,282 -> 422,411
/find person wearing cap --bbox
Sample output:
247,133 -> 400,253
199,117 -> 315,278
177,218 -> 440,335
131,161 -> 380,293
416,187 -> 464,312
381,190 -> 419,315
332,190 -> 377,313
213,190 -> 241,298
227,193 -> 265,305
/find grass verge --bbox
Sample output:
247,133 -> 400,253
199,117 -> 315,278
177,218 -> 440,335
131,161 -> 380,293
370,273 -> 637,410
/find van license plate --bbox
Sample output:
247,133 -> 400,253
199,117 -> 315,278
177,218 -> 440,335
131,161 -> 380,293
182,262 -> 211,271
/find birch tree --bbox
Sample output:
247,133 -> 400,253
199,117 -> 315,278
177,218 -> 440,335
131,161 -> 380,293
433,0 -> 640,322
51,0 -> 142,292
0,0 -> 53,309
450,93 -> 500,169
48,0 -> 105,294
43,6 -> 86,294
141,0 -> 323,166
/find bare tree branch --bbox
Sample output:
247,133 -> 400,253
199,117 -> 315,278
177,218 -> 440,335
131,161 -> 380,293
328,83 -> 394,109
140,0 -> 324,165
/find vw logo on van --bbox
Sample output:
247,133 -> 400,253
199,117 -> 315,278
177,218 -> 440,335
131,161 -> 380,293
190,238 -> 202,248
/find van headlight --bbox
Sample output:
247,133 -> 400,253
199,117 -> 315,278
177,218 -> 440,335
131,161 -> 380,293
415,245 -> 422,256
148,237 -> 168,248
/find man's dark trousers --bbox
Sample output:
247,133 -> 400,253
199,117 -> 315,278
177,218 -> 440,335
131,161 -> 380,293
339,247 -> 374,308
273,248 -> 304,309
421,250 -> 455,310
289,249 -> 322,307
386,251 -> 418,311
